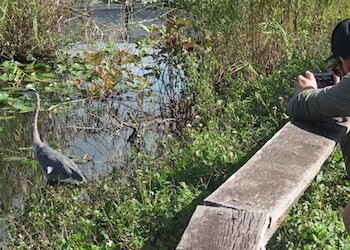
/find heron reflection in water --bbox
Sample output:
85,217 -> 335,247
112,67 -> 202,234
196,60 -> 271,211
17,88 -> 87,185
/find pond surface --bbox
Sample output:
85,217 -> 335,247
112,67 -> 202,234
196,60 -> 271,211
0,1 -> 170,242
73,1 -> 167,41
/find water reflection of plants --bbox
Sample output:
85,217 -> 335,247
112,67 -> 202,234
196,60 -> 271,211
51,16 -> 217,151
0,16 -> 216,181
0,112 -> 43,212
1,14 -> 220,248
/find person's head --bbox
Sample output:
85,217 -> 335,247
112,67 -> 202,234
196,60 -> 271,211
327,18 -> 350,77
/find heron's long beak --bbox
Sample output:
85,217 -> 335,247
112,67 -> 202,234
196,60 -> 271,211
14,89 -> 27,93
13,84 -> 35,93
14,89 -> 32,94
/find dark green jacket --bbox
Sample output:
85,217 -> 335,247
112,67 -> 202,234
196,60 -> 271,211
287,73 -> 350,119
287,73 -> 350,175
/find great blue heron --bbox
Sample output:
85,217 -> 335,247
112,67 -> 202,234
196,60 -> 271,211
17,88 -> 87,184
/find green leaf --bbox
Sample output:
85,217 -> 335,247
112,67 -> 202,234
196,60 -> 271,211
0,73 -> 11,81
0,92 -> 9,103
25,72 -> 57,83
3,156 -> 31,162
10,101 -> 33,112
0,115 -> 16,120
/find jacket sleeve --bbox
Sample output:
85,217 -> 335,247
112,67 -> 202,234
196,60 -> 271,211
287,74 -> 350,120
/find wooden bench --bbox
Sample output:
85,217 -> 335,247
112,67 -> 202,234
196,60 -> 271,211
177,118 -> 350,249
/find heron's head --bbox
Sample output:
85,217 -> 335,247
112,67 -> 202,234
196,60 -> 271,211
15,86 -> 38,96
25,87 -> 38,95
14,87 -> 39,104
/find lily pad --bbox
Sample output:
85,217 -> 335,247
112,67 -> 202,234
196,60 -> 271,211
9,100 -> 33,112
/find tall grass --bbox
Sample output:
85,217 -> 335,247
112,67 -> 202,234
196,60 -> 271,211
0,0 -> 74,62
177,0 -> 350,76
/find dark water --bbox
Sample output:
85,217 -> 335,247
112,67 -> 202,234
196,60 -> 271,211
0,78 -> 165,244
0,2 -> 169,243
0,88 -> 164,207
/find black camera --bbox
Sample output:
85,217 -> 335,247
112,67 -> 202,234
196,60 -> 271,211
314,73 -> 334,88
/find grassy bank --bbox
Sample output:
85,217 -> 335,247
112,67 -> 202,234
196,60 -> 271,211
1,0 -> 350,249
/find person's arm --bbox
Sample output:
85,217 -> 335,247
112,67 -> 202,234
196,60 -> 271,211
287,74 -> 350,120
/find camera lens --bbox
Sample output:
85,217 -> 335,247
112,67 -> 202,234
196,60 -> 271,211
314,72 -> 334,88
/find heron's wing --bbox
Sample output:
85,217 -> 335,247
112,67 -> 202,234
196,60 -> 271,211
35,143 -> 87,182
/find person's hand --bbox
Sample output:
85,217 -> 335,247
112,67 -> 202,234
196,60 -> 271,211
294,71 -> 317,92
333,74 -> 341,84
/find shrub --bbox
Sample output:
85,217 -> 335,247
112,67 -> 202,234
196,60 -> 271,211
0,0 -> 74,62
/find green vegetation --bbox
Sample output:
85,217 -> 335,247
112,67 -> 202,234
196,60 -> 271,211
0,0 -> 74,62
177,0 -> 350,76
1,0 -> 350,249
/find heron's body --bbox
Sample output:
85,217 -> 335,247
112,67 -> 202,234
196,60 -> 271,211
22,88 -> 87,184
35,142 -> 87,183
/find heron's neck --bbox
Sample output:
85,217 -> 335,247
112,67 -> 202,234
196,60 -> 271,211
32,93 -> 43,145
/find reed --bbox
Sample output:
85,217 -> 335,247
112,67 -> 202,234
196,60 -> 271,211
178,0 -> 350,76
0,0 -> 74,62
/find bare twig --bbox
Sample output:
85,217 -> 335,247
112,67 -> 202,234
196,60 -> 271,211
48,98 -> 87,111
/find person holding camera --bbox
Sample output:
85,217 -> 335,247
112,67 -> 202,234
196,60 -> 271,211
287,18 -> 350,120
288,18 -> 350,170
287,18 -> 350,234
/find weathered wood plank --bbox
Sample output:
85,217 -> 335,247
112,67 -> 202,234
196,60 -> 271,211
177,118 -> 350,249
176,205 -> 269,250
204,118 -> 350,242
